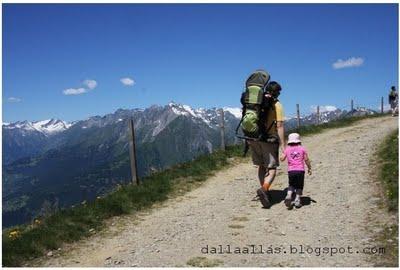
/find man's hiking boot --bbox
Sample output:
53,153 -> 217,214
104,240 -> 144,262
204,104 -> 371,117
256,188 -> 272,208
284,195 -> 292,208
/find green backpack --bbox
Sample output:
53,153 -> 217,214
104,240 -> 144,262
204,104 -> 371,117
236,70 -> 270,140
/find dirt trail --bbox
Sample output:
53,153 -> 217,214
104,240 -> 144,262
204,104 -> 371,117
31,116 -> 398,267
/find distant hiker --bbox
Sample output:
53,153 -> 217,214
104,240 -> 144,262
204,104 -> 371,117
236,70 -> 286,208
389,86 -> 398,116
280,133 -> 311,209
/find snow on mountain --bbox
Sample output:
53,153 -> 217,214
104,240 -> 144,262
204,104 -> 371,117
39,119 -> 72,135
223,107 -> 242,119
168,102 -> 214,127
3,119 -> 72,136
168,102 -> 242,126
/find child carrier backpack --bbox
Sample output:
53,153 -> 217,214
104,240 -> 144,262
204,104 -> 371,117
236,70 -> 273,141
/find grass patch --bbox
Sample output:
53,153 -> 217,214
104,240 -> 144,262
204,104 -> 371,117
2,145 -> 244,267
187,256 -> 223,267
374,224 -> 399,267
370,128 -> 398,267
377,129 -> 399,211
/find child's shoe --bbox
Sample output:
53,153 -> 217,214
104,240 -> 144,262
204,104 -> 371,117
294,197 -> 302,208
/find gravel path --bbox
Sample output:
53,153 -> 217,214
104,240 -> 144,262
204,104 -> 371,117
30,116 -> 398,267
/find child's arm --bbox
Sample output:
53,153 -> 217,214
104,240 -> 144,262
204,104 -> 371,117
304,153 -> 312,175
280,153 -> 287,162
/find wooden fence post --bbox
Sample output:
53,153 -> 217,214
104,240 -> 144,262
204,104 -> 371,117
128,119 -> 139,185
316,105 -> 320,125
351,99 -> 354,114
296,104 -> 300,128
381,96 -> 384,114
219,109 -> 226,150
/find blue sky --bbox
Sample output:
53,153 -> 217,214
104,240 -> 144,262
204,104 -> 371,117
3,4 -> 398,122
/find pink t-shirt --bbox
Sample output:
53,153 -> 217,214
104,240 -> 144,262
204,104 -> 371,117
284,145 -> 308,172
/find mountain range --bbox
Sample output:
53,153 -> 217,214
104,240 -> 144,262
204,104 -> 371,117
2,103 -> 241,227
2,103 -> 378,227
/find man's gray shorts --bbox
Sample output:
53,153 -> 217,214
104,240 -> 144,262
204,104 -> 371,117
248,140 -> 279,169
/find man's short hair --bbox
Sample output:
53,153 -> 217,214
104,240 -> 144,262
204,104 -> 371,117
265,81 -> 282,97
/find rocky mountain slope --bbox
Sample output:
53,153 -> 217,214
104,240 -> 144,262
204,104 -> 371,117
2,103 -> 240,228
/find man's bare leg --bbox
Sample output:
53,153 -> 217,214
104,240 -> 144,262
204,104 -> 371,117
258,165 -> 267,186
262,168 -> 276,191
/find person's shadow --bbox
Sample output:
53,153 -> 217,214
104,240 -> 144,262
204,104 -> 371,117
300,196 -> 317,206
265,188 -> 317,208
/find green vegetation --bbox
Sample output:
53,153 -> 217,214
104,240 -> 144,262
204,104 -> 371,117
377,129 -> 398,211
372,129 -> 398,266
375,224 -> 398,267
2,145 -> 244,267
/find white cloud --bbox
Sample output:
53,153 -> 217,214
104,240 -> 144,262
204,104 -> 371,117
63,79 -> 97,96
310,105 -> 338,113
333,57 -> 364,69
7,97 -> 21,103
63,88 -> 87,95
120,77 -> 135,86
83,79 -> 97,90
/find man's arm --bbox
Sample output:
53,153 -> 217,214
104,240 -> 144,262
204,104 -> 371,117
277,121 -> 285,153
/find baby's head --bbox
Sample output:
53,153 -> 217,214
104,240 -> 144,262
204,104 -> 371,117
287,133 -> 302,146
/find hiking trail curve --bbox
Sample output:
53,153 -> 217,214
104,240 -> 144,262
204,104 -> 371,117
29,116 -> 398,267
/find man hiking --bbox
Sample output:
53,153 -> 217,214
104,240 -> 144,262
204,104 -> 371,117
251,81 -> 285,208
389,86 -> 398,116
238,70 -> 285,208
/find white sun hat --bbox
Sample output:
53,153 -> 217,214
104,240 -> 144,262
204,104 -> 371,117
288,133 -> 301,144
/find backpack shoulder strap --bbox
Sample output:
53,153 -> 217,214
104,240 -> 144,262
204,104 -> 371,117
259,99 -> 279,136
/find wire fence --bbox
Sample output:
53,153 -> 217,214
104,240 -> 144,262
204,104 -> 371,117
128,95 -> 394,184
283,96 -> 391,121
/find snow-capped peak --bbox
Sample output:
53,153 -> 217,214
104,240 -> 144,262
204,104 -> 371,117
35,119 -> 71,135
168,103 -> 212,126
3,119 -> 72,136
167,103 -> 243,129
223,107 -> 242,119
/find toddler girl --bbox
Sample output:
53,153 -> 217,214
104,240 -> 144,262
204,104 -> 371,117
280,133 -> 311,208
